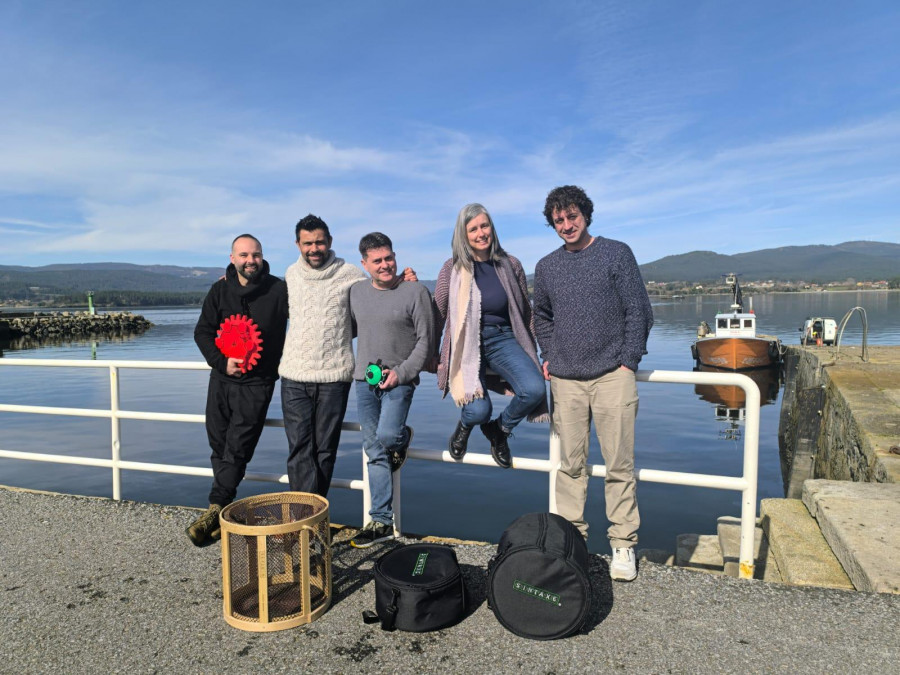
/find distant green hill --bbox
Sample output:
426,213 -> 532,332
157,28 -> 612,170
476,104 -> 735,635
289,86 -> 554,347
0,263 -> 222,292
638,241 -> 900,283
0,263 -> 224,304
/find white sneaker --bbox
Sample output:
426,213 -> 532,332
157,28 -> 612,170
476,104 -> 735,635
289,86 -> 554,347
610,547 -> 637,582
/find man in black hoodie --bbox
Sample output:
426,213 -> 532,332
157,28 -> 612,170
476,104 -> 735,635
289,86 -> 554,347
187,234 -> 288,546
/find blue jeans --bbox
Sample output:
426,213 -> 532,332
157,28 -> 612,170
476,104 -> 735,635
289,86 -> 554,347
460,324 -> 546,432
354,380 -> 416,526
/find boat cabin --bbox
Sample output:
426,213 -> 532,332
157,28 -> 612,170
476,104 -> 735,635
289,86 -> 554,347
714,311 -> 757,339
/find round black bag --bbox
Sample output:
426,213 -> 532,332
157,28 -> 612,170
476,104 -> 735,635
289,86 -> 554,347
368,543 -> 466,632
487,512 -> 591,640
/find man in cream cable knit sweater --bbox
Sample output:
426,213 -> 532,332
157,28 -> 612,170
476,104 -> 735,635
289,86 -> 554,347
279,215 -> 363,498
280,215 -> 417,498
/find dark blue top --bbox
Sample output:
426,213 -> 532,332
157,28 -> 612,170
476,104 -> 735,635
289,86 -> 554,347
474,260 -> 510,326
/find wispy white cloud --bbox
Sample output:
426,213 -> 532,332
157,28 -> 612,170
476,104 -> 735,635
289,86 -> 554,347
0,217 -> 58,230
7,111 -> 899,273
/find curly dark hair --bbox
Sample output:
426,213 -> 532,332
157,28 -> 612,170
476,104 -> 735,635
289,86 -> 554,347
295,214 -> 331,242
358,231 -> 393,258
542,185 -> 594,228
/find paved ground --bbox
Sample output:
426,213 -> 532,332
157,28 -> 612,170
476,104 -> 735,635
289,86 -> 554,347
1,486 -> 898,674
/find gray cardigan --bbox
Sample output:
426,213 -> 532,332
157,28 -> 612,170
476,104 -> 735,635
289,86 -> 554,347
433,255 -> 549,422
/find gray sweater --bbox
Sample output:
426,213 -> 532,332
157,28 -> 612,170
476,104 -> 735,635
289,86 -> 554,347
533,236 -> 653,378
349,280 -> 435,385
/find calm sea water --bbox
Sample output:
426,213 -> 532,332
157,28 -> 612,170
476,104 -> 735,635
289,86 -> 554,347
1,291 -> 897,552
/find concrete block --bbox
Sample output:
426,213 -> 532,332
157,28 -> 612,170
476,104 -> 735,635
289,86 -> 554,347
716,516 -> 781,582
813,497 -> 900,594
802,480 -> 900,593
802,479 -> 900,509
759,499 -> 853,590
636,548 -> 674,566
675,533 -> 722,574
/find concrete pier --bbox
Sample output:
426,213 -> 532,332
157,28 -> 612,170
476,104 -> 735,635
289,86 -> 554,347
2,486 -> 898,673
779,345 -> 900,488
677,345 -> 900,593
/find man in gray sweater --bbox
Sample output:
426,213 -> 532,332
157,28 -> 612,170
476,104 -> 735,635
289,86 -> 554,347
348,232 -> 434,548
533,185 -> 653,582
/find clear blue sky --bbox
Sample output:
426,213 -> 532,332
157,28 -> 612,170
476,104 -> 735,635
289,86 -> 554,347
2,1 -> 898,277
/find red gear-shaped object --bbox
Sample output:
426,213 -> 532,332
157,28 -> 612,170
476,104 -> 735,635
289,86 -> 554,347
215,314 -> 263,373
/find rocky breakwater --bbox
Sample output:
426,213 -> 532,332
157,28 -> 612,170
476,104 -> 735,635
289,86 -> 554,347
1,311 -> 153,340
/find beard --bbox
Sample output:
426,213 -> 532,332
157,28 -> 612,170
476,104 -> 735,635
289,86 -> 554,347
237,262 -> 261,282
304,251 -> 327,268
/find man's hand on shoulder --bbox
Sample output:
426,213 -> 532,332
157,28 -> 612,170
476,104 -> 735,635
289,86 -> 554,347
402,267 -> 417,282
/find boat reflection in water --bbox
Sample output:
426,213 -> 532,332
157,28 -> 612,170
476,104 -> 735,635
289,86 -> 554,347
693,365 -> 781,441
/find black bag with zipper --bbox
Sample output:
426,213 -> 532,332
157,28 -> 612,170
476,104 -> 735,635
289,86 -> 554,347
487,512 -> 591,640
363,543 -> 466,632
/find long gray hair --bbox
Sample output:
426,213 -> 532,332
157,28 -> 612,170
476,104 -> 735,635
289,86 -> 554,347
451,203 -> 507,272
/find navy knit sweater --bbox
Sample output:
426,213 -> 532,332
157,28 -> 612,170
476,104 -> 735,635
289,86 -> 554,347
533,236 -> 653,378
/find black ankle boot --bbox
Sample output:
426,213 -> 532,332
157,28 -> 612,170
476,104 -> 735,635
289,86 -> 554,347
448,421 -> 472,460
480,419 -> 512,469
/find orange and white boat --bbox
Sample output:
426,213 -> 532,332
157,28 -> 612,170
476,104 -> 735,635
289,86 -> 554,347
691,274 -> 781,370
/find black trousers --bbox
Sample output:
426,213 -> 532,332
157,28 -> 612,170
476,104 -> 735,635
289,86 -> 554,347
205,377 -> 275,506
281,379 -> 351,497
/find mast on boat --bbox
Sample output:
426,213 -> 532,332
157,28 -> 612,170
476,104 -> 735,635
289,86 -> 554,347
726,274 -> 743,311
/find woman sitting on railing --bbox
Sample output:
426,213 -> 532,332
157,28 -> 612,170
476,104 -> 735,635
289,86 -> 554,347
433,203 -> 549,468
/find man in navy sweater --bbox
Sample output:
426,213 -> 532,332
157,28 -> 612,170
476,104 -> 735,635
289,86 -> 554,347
533,185 -> 653,582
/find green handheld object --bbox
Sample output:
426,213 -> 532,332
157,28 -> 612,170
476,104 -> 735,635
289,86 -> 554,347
365,360 -> 387,386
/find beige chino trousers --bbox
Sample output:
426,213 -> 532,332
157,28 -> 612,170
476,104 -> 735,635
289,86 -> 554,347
551,368 -> 640,548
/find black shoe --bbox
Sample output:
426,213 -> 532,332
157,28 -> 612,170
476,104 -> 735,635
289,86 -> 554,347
448,421 -> 472,460
390,426 -> 412,472
186,504 -> 222,547
480,418 -> 512,469
350,521 -> 395,549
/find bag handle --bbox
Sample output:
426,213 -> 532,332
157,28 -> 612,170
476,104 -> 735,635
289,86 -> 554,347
361,588 -> 401,631
382,589 -> 401,631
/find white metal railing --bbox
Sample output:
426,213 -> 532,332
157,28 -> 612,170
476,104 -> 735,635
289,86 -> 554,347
0,358 -> 760,579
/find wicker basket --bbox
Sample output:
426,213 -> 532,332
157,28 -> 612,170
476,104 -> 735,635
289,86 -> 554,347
220,492 -> 331,632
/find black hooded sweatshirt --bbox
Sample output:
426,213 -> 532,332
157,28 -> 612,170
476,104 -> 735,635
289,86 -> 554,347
194,260 -> 288,385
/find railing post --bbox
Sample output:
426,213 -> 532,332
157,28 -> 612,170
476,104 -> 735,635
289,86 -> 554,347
392,468 -> 402,536
361,447 -> 371,527
109,365 -> 121,501
548,430 -> 560,515
738,375 -> 761,580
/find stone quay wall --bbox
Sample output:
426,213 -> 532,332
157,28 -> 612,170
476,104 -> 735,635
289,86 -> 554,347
0,311 -> 153,340
779,345 -> 900,490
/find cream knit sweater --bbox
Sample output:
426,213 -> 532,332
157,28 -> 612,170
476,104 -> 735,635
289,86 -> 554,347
278,251 -> 365,383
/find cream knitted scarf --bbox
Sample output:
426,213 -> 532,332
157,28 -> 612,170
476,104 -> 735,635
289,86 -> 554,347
448,265 -> 484,405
